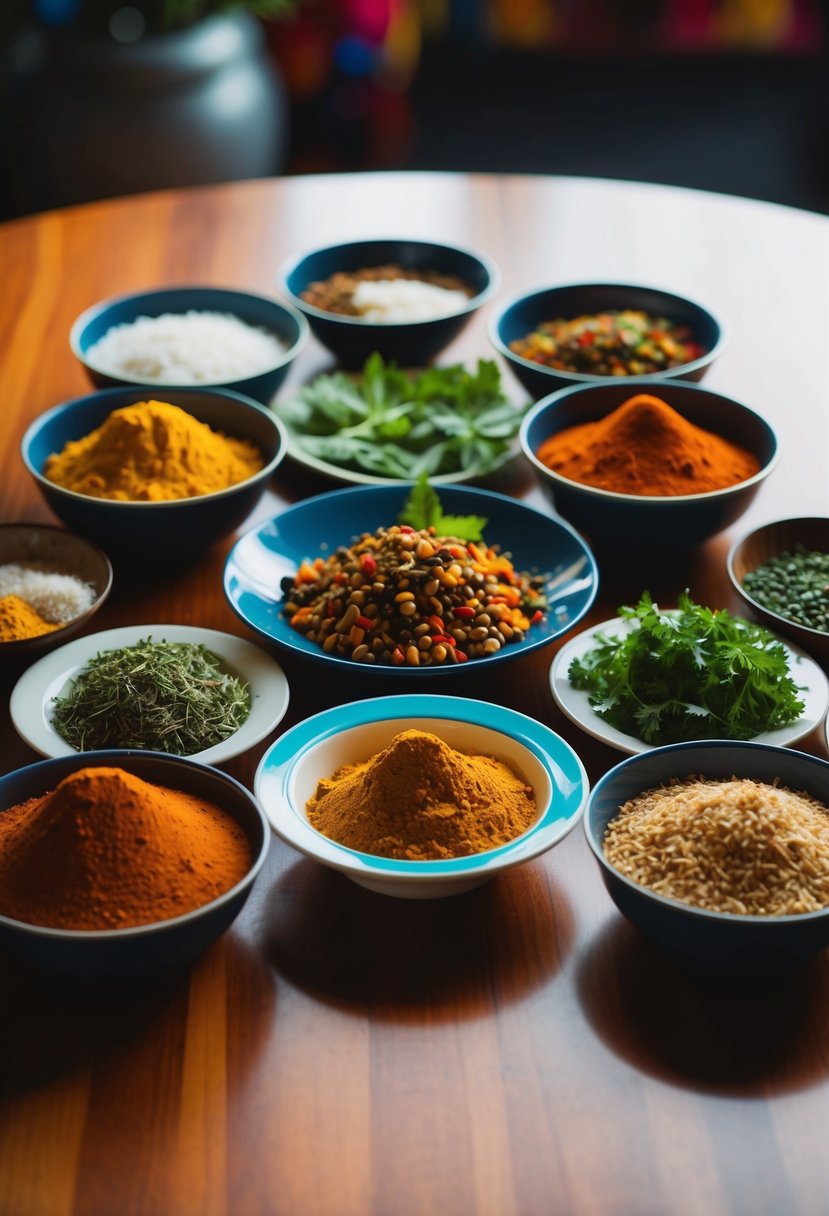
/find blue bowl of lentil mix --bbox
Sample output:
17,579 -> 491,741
223,483 -> 598,673
728,517 -> 829,662
489,282 -> 724,400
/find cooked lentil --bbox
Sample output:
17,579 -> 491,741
603,776 -> 829,916
280,524 -> 547,665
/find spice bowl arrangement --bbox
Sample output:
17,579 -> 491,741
22,385 -> 287,555
224,482 -> 598,672
70,285 -> 309,405
0,750 -> 270,975
585,741 -> 829,978
277,237 -> 499,368
489,281 -> 724,400
255,694 -> 588,898
727,516 -> 829,662
0,523 -> 113,657
519,378 -> 778,548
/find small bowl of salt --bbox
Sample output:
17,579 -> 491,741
70,286 -> 308,406
0,524 -> 112,658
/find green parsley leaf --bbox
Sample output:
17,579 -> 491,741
398,473 -> 488,542
568,590 -> 805,744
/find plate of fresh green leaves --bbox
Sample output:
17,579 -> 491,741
550,592 -> 828,754
275,353 -> 527,484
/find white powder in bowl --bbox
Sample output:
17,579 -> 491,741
350,279 -> 470,323
85,310 -> 287,384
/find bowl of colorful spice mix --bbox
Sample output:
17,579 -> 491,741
0,524 -> 113,658
489,282 -> 724,400
0,750 -> 270,974
223,479 -> 598,673
585,741 -> 829,977
519,379 -> 778,549
277,238 -> 499,368
22,385 -> 287,554
70,285 -> 308,405
9,624 -> 290,764
255,693 -> 589,898
728,517 -> 829,663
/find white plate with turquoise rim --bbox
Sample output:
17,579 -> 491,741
10,623 -> 290,764
550,617 -> 829,756
254,693 -> 589,898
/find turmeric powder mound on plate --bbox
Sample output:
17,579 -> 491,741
536,392 -> 760,496
0,767 -> 252,930
306,728 -> 538,860
43,399 -> 264,501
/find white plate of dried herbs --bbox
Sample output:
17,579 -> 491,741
10,624 -> 290,764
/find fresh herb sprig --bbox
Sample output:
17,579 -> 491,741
52,638 -> 251,755
568,591 -> 805,744
398,474 -> 488,542
278,353 -> 525,479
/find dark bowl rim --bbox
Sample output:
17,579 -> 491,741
0,521 -> 114,652
276,236 -> 501,328
584,739 -> 829,926
21,386 -> 288,512
518,377 -> 779,503
488,280 -> 727,383
69,284 -> 310,386
726,515 -> 829,645
0,749 -> 270,940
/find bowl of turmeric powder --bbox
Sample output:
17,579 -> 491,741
255,694 -> 589,898
0,750 -> 270,974
519,380 -> 778,549
21,386 -> 287,555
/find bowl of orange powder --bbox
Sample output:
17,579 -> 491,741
255,693 -> 588,898
0,751 -> 269,974
519,380 -> 778,549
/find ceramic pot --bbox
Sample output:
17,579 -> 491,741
13,12 -> 287,212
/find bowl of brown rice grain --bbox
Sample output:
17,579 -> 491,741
585,741 -> 829,977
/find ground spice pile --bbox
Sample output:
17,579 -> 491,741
0,766 -> 252,929
603,776 -> 829,915
0,594 -> 59,641
536,392 -> 760,496
306,728 -> 538,860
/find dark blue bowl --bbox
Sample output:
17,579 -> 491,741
224,482 -> 598,673
490,282 -> 724,400
22,386 -> 287,555
278,238 -> 499,368
70,285 -> 308,405
0,751 -> 269,975
585,742 -> 829,978
520,379 -> 777,549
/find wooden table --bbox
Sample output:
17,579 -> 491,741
1,172 -> 829,1216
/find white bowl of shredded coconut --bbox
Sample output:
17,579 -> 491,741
0,524 -> 112,653
71,286 -> 308,405
586,740 -> 829,977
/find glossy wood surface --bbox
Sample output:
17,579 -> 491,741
1,172 -> 829,1216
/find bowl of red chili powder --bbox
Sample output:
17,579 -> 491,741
0,751 -> 269,974
520,380 -> 778,550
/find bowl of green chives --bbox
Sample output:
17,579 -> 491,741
728,516 -> 829,663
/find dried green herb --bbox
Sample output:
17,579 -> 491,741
52,638 -> 251,754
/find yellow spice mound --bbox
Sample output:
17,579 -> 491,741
44,399 -> 264,501
306,728 -> 538,861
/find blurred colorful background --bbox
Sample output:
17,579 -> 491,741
2,0 -> 829,216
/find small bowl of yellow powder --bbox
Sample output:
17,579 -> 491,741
585,740 -> 829,978
255,693 -> 588,898
0,523 -> 113,660
22,386 -> 287,555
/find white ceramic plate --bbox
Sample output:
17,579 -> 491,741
550,616 -> 829,755
10,624 -> 290,764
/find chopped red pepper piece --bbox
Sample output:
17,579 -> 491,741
360,554 -> 377,577
356,615 -> 374,631
452,606 -> 475,620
